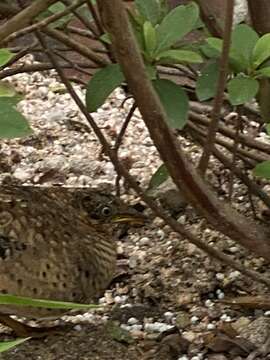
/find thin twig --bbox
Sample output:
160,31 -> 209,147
85,0 -> 104,35
198,0 -> 234,175
0,63 -> 97,80
61,0 -> 99,37
114,101 -> 136,151
228,112 -> 242,201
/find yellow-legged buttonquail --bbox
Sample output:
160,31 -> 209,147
0,185 -> 144,337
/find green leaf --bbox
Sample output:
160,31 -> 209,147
153,79 -> 189,129
156,2 -> 199,53
196,61 -> 220,101
206,37 -> 223,54
255,66 -> 270,78
230,24 -> 259,71
100,33 -> 111,44
106,321 -> 134,344
228,75 -> 259,105
206,28 -> 258,73
86,64 -> 125,112
254,160 -> 270,179
156,49 -> 202,64
143,21 -> 157,56
38,1 -> 74,29
0,294 -> 99,310
0,97 -> 32,138
0,338 -> 30,353
252,33 -> 270,68
266,124 -> 270,135
0,49 -> 13,66
0,81 -> 16,97
148,163 -> 169,190
135,0 -> 163,25
200,43 -> 221,59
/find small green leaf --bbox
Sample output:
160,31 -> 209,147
0,49 -> 13,66
206,37 -> 223,54
228,75 -> 259,105
200,43 -> 220,59
106,321 -> 134,344
156,49 -> 202,64
0,338 -> 30,353
196,61 -> 220,101
0,98 -> 32,138
252,33 -> 270,68
254,160 -> 270,179
86,64 -> 125,112
255,66 -> 270,78
100,33 -> 111,44
0,81 -> 16,97
0,294 -> 99,310
143,21 -> 157,56
148,163 -> 169,190
230,24 -> 259,70
153,79 -> 189,129
156,2 -> 199,53
135,0 -> 164,25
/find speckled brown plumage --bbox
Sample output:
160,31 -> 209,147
0,185 -> 142,322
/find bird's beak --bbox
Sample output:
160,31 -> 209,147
111,209 -> 147,226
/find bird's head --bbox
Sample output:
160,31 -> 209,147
74,189 -> 146,227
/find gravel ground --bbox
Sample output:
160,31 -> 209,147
1,57 -> 270,360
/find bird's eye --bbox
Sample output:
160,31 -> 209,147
100,206 -> 112,217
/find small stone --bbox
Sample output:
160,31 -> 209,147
144,322 -> 174,333
176,311 -> 190,329
216,273 -> 225,281
207,323 -> 216,330
130,329 -> 144,339
164,311 -> 174,321
232,316 -> 251,332
139,237 -> 150,246
190,316 -> 199,324
127,317 -> 138,325
13,167 -> 33,181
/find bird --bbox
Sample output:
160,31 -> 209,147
0,184 -> 145,337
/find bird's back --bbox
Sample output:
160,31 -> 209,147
0,185 -> 117,318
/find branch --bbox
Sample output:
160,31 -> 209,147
0,0 -> 58,44
3,0 -> 86,45
198,0 -> 234,174
96,0 -> 270,261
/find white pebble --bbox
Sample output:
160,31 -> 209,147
216,273 -> 225,280
144,322 -> 174,333
229,270 -> 241,279
74,325 -> 82,331
207,323 -> 215,330
265,310 -> 270,316
178,356 -> 189,360
114,295 -> 128,304
127,317 -> 138,325
205,299 -> 214,308
220,314 -> 231,322
139,237 -> 150,246
164,311 -> 174,321
217,292 -> 225,300
157,229 -> 165,239
190,316 -> 199,324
